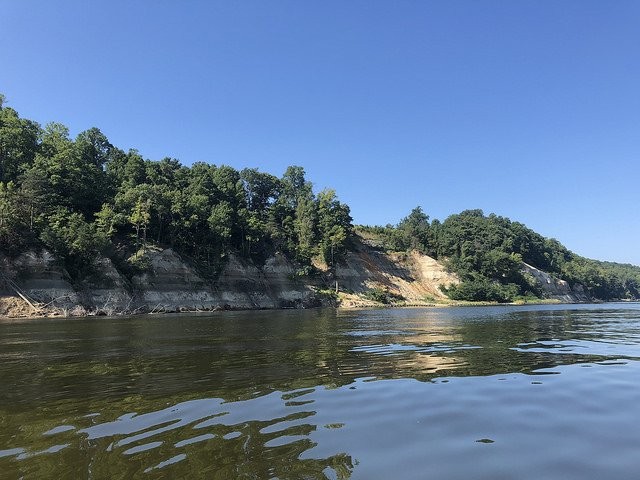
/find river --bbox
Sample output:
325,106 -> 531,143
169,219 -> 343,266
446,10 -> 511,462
2,303 -> 640,479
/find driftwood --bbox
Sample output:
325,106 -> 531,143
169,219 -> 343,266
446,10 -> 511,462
0,273 -> 41,313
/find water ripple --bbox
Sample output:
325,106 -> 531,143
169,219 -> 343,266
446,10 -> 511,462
4,303 -> 640,478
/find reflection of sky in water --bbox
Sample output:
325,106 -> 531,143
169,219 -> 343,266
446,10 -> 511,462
351,343 -> 481,355
3,386 -> 354,477
513,339 -> 640,358
344,330 -> 410,337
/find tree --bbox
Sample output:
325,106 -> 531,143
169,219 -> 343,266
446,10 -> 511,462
0,104 -> 41,183
0,181 -> 30,252
316,189 -> 352,267
130,198 -> 151,256
397,206 -> 433,254
76,127 -> 113,168
240,168 -> 281,213
281,165 -> 311,209
39,208 -> 109,277
95,203 -> 120,237
208,201 -> 234,250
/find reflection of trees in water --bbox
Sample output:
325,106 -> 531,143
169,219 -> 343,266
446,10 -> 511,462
337,307 -> 623,382
2,307 -> 623,411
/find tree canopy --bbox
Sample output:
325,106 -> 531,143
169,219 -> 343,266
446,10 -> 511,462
0,96 -> 353,279
2,94 -> 638,303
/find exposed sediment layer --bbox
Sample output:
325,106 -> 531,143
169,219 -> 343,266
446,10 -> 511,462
0,248 -> 320,317
0,241 -> 590,318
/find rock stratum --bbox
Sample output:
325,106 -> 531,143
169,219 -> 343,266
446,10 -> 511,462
0,239 -> 589,318
0,248 -> 321,317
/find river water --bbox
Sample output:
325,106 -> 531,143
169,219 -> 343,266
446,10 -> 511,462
2,303 -> 640,479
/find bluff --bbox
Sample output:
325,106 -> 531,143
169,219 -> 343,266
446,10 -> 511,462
0,237 -> 589,318
0,248 -> 321,317
522,262 -> 590,303
1,97 -> 635,312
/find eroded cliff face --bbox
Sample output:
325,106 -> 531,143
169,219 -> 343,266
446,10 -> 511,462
129,248 -> 320,311
335,242 -> 459,307
522,263 -> 590,303
0,243 -> 591,318
0,251 -> 80,316
0,248 -> 321,317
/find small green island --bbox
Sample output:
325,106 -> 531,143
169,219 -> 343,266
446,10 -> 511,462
1,94 -> 639,317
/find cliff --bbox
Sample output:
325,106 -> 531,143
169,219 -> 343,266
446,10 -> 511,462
0,240 -> 590,318
521,262 -> 590,303
0,248 -> 322,317
335,241 -> 459,307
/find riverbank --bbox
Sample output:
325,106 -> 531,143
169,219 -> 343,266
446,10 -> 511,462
0,238 -> 458,318
0,294 -> 580,319
1,238 -> 591,319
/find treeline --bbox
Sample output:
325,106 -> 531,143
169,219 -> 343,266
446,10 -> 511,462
0,95 -> 353,279
359,208 -> 640,302
3,94 -> 638,303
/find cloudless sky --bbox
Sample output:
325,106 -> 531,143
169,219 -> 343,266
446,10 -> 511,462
1,1 -> 639,264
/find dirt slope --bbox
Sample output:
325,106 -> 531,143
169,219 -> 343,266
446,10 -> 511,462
336,240 -> 459,307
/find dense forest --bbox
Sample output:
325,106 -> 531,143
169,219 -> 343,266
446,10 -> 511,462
0,94 -> 353,282
1,95 -> 639,303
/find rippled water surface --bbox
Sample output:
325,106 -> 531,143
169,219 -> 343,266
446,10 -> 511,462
3,303 -> 640,479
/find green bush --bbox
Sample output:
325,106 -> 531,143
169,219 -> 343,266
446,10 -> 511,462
362,288 -> 405,304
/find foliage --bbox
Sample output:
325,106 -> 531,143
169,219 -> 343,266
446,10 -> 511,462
2,94 -> 638,302
362,287 -> 405,305
38,208 -> 109,278
360,208 -> 640,303
0,94 -> 354,281
441,276 -> 520,303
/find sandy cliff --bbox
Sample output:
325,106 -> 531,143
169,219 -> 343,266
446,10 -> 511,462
335,241 -> 459,307
521,262 -> 590,303
0,240 -> 591,317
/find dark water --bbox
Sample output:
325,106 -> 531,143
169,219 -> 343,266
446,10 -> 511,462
2,304 -> 640,479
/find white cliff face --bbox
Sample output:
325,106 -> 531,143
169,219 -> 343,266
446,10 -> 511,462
522,263 -> 590,303
1,251 -> 79,308
1,248 -> 321,316
0,246 -> 593,318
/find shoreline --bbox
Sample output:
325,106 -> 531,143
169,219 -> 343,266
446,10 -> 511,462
0,297 -> 622,321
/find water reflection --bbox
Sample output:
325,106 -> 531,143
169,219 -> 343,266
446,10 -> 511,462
2,303 -> 640,478
1,387 -> 355,478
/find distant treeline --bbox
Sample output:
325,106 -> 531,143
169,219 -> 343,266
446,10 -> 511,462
1,94 -> 639,302
358,208 -> 640,302
0,95 -> 353,278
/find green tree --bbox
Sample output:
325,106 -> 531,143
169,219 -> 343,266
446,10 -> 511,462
130,198 -> 151,255
397,206 -> 433,254
316,189 -> 352,267
39,208 -> 109,277
0,102 -> 41,183
0,181 -> 30,252
294,191 -> 317,263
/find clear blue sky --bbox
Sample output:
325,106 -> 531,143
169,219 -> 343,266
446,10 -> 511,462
2,1 -> 639,264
